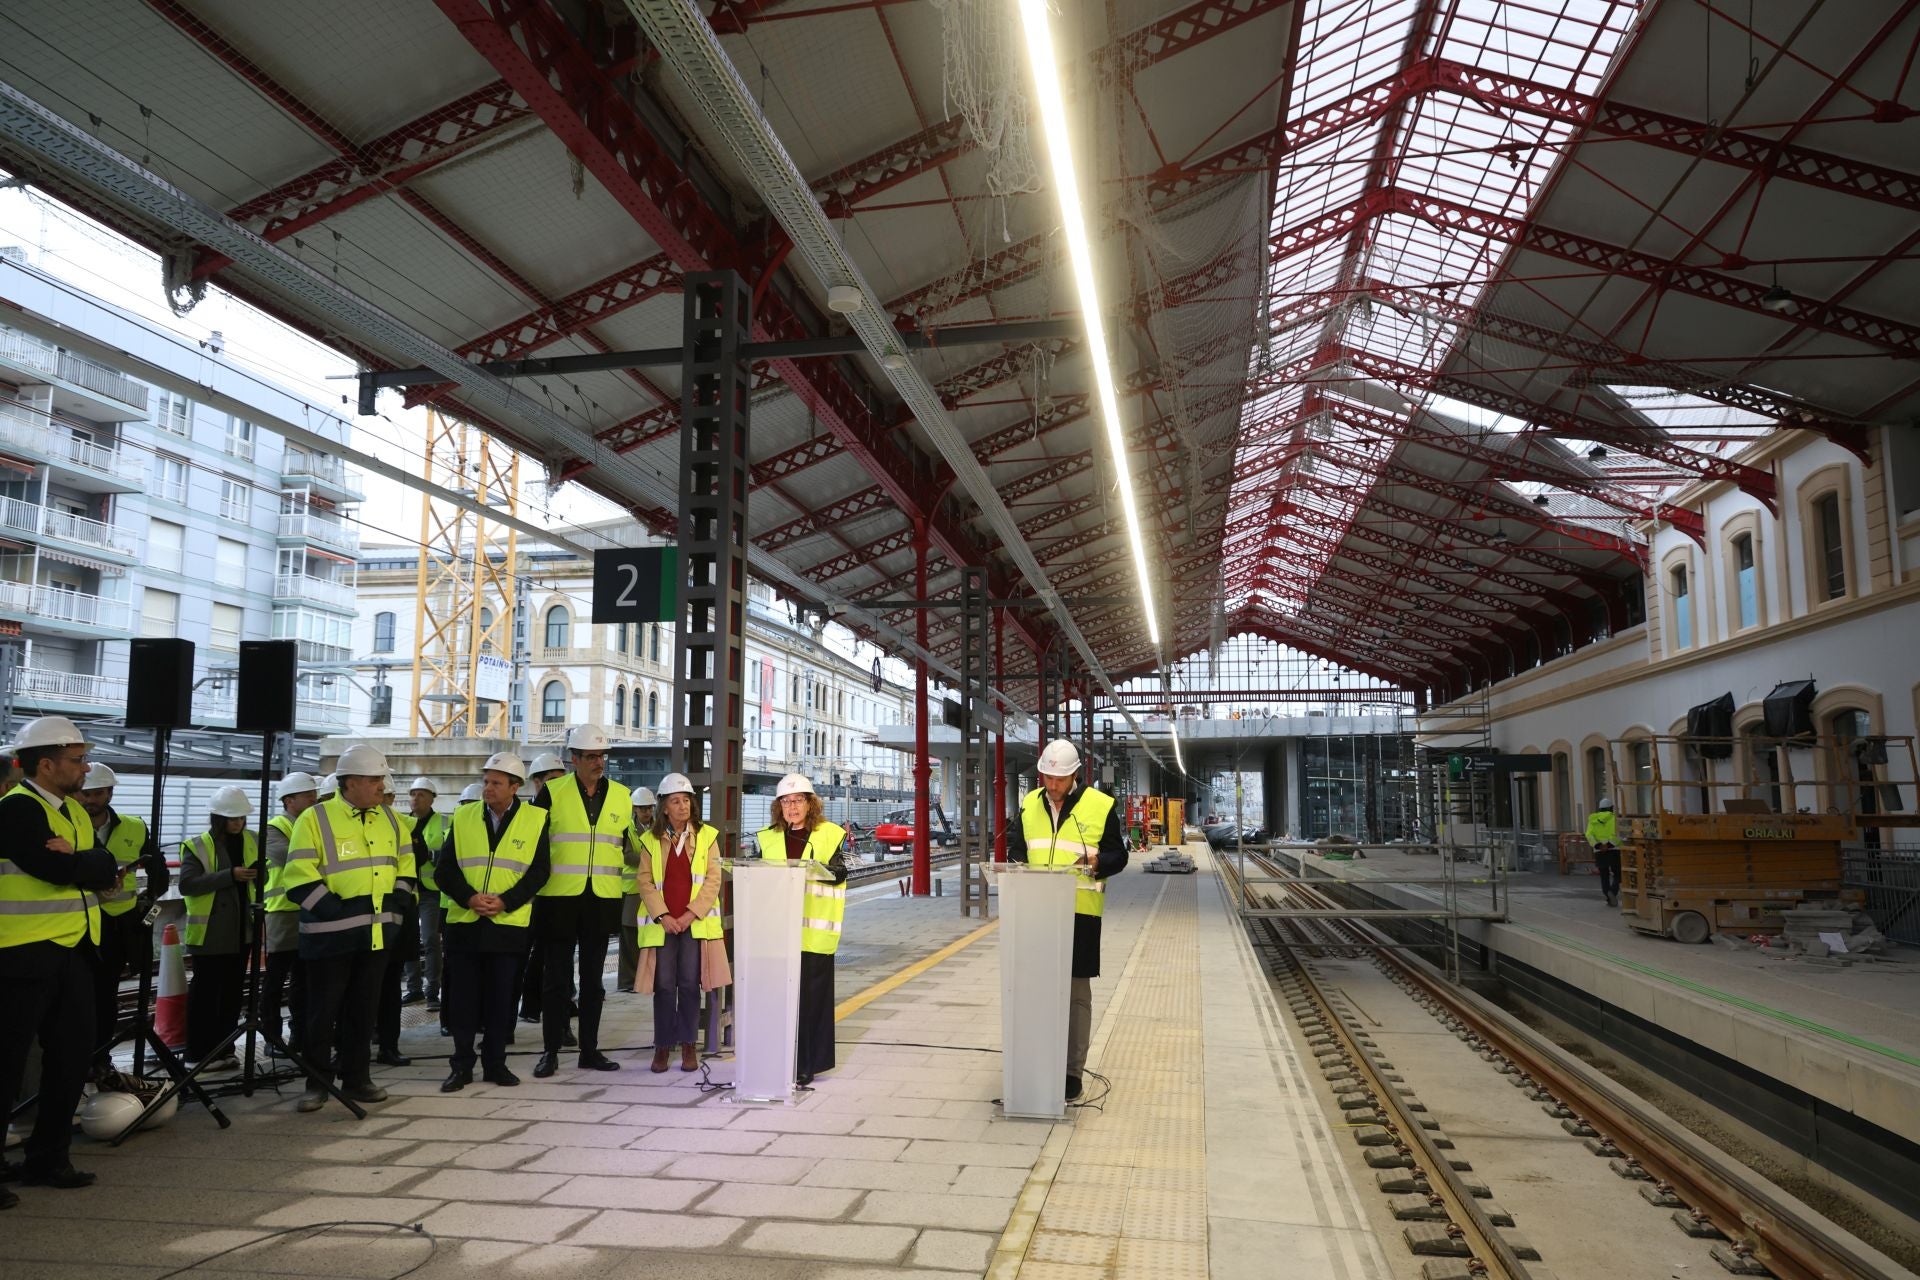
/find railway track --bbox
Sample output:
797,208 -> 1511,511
1224,849 -> 1914,1280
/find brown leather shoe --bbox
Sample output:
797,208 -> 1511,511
680,1043 -> 699,1072
650,1046 -> 671,1074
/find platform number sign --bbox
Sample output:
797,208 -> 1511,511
593,547 -> 677,623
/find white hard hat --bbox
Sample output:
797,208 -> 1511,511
567,725 -> 610,752
1037,739 -> 1081,777
482,751 -> 527,782
9,715 -> 87,752
657,772 -> 694,797
409,776 -> 437,795
633,787 -> 657,807
317,773 -> 338,798
209,785 -> 253,819
380,772 -> 397,795
459,782 -> 484,803
335,743 -> 388,778
776,772 -> 815,798
529,753 -> 565,776
277,771 -> 318,800
82,763 -> 119,791
80,1091 -> 141,1140
1598,796 -> 1615,810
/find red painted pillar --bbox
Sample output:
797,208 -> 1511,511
993,607 -> 1007,862
912,517 -> 931,897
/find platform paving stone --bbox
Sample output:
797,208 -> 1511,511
798,1157 -> 962,1193
696,1182 -> 865,1219
761,1132 -> 912,1161
519,1146 -> 677,1177
857,1189 -> 1017,1231
742,1220 -> 918,1262
406,1168 -> 571,1202
639,1125 -> 781,1154
911,1229 -> 998,1272
566,1208 -> 748,1250
540,1173 -> 714,1210
661,1152 -> 820,1185
414,1201 -> 595,1243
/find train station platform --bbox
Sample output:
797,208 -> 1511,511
1275,844 -> 1920,1215
5,846 -> 1392,1280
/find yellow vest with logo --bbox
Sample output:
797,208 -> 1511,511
1586,810 -> 1618,845
539,773 -> 633,899
416,812 -> 449,893
757,822 -> 847,956
280,796 -> 414,955
98,812 -> 149,917
264,813 -> 299,913
181,829 -> 260,946
443,802 -> 545,928
1019,787 -> 1114,918
0,784 -> 101,948
635,824 -> 724,947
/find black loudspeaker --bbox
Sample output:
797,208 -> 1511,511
126,638 -> 195,728
1763,679 -> 1816,738
1685,692 -> 1735,759
237,640 -> 298,733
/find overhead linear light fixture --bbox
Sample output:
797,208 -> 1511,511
1170,715 -> 1187,775
1017,0 -> 1160,649
826,284 -> 864,314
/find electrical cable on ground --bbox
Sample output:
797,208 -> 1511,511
145,1220 -> 435,1280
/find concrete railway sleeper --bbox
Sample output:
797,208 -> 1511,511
1224,852 -> 1915,1280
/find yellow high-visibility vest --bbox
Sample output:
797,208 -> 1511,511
635,823 -> 724,947
264,813 -> 299,913
1019,787 -> 1115,918
443,802 -> 545,928
180,830 -> 260,946
280,796 -> 414,955
757,822 -> 847,955
0,784 -> 101,948
97,813 -> 148,917
539,773 -> 633,899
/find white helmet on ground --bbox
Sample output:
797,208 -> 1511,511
1037,739 -> 1081,777
317,773 -> 338,798
408,776 -> 437,795
210,785 -> 253,819
633,786 -> 657,807
482,752 -> 527,782
775,772 -> 815,798
80,1091 -> 141,1140
8,715 -> 87,753
459,782 -> 484,804
656,772 -> 694,797
277,772 -> 318,801
528,752 -> 565,777
567,725 -> 609,752
82,763 -> 119,791
334,743 -> 389,778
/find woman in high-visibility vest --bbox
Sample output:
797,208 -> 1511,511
177,785 -> 260,1070
757,772 -> 848,1088
634,773 -> 726,1074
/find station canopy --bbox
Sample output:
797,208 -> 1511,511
0,0 -> 1911,704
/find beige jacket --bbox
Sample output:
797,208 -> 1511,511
632,823 -> 731,993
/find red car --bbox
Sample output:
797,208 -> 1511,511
872,806 -> 952,855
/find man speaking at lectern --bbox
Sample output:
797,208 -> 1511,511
1006,739 -> 1128,1100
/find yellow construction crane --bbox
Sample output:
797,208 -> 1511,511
410,408 -> 519,738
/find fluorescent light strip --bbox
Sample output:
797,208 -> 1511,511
1170,717 -> 1186,775
1017,0 -> 1160,649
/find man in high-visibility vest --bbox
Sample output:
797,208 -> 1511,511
616,785 -> 657,993
1586,796 -> 1621,907
530,725 -> 634,1078
437,752 -> 550,1092
0,716 -> 119,1200
1007,739 -> 1128,1102
405,777 -> 449,1010
75,762 -> 168,1075
178,786 -> 261,1071
518,753 -> 569,1028
281,743 -> 415,1112
263,772 -> 319,1057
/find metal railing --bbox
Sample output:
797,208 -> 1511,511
282,448 -> 363,494
0,326 -> 149,411
1842,840 -> 1920,946
277,511 -> 360,554
296,697 -> 352,732
11,664 -> 128,708
20,585 -> 132,631
0,398 -> 144,484
272,572 -> 356,612
0,495 -> 139,556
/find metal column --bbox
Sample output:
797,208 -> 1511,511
1038,643 -> 1068,745
993,609 -> 1007,863
674,270 -> 750,846
912,518 -> 931,897
957,566 -> 991,916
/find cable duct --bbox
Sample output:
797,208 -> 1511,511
623,0 -> 1166,762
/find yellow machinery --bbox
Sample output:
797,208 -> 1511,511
1611,733 -> 1915,943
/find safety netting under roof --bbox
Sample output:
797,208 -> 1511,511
1224,0 -> 1641,616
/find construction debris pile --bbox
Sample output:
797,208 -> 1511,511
1718,903 -> 1890,965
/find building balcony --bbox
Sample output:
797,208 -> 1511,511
0,580 -> 133,635
0,496 -> 140,562
10,664 -> 129,712
277,512 -> 360,555
273,572 -> 356,614
0,400 -> 146,493
281,449 -> 366,504
0,326 -> 149,421
297,697 -> 352,734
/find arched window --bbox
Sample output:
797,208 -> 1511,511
545,605 -> 570,649
1585,744 -> 1609,811
1669,562 -> 1692,650
633,688 -> 644,729
649,623 -> 662,662
372,611 -> 395,653
647,690 -> 659,727
613,685 -> 625,727
617,623 -> 628,654
541,680 -> 566,724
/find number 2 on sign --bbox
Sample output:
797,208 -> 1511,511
615,563 -> 640,608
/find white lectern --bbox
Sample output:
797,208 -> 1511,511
996,863 -> 1079,1120
724,858 -> 809,1102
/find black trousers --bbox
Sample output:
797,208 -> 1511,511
263,949 -> 307,1050
518,943 -> 543,1019
798,951 -> 835,1076
0,940 -> 94,1174
447,949 -> 522,1073
375,903 -> 420,1051
1595,846 -> 1622,899
537,893 -> 618,1055
304,950 -> 382,1090
91,909 -> 147,1065
185,952 -> 245,1063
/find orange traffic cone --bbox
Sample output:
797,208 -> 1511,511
154,923 -> 188,1049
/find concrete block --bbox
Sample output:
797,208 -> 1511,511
567,1208 -> 746,1249
1498,1228 -> 1540,1260
1608,1158 -> 1651,1180
541,1174 -> 713,1211
1404,1224 -> 1470,1256
1672,1209 -> 1726,1239
910,1229 -> 995,1272
1352,1125 -> 1394,1146
1639,1184 -> 1686,1207
1374,1170 -> 1427,1194
699,1182 -> 862,1220
406,1169 -> 569,1202
740,1221 -> 916,1262
801,1158 -> 959,1194
1364,1148 -> 1413,1168
1559,1118 -> 1597,1138
1387,1193 -> 1447,1220
855,1190 -> 1015,1231
1709,1241 -> 1774,1274
662,1153 -> 819,1185
413,1202 -> 592,1243
1581,1137 -> 1621,1157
